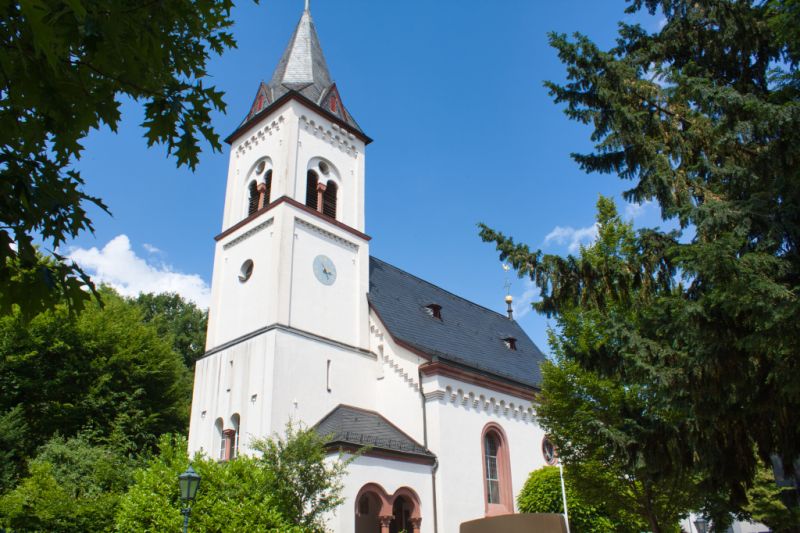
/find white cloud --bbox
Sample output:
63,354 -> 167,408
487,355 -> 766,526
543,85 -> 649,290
511,278 -> 538,320
69,235 -> 210,308
543,223 -> 599,253
624,200 -> 654,220
142,243 -> 162,255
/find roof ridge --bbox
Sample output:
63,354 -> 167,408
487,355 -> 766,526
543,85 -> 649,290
369,256 -> 519,324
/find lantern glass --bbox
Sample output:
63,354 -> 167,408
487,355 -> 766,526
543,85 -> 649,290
178,465 -> 201,502
694,517 -> 709,533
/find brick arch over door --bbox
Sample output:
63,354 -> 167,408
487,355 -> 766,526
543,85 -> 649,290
355,483 -> 422,533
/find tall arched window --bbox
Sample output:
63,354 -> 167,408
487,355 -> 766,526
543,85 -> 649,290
306,170 -> 319,210
484,433 -> 500,504
481,423 -> 513,516
231,413 -> 241,458
322,180 -> 337,219
214,418 -> 225,460
247,181 -> 259,216
263,169 -> 272,208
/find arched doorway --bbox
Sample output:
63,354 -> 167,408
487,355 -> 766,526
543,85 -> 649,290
355,490 -> 382,533
389,496 -> 411,533
354,483 -> 422,533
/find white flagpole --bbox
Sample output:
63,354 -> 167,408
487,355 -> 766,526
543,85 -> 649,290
559,461 -> 571,533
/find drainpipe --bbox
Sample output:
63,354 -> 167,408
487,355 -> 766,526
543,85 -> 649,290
419,368 -> 439,533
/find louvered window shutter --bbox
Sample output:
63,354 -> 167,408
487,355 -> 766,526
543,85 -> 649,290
248,181 -> 259,216
306,171 -> 319,210
323,180 -> 337,219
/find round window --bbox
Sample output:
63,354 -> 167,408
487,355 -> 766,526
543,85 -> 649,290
238,259 -> 254,283
542,436 -> 558,465
318,160 -> 330,175
255,160 -> 266,174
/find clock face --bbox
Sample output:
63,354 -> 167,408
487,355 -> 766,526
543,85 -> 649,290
313,255 -> 337,286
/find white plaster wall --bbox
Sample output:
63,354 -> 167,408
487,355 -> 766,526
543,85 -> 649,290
288,214 -> 366,347
369,313 -> 429,445
206,214 -> 280,348
188,330 -> 277,457
422,373 -> 545,533
267,328 -> 379,435
681,515 -> 770,533
331,454 -> 435,533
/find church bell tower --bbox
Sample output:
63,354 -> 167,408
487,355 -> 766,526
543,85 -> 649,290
189,3 -> 373,459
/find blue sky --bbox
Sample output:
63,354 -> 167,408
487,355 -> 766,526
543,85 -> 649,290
66,0 -> 667,355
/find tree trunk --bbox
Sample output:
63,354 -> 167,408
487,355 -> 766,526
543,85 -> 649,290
643,483 -> 664,533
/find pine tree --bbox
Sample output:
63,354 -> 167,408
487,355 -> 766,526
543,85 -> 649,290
481,0 -> 800,509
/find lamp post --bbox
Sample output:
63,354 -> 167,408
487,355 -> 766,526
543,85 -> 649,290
178,465 -> 201,533
693,516 -> 709,533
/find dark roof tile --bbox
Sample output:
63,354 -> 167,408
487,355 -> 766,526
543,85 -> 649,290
368,257 -> 546,389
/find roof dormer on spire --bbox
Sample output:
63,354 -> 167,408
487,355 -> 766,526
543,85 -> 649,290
233,3 -> 365,140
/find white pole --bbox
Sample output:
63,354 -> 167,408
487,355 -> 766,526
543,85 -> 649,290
559,462 -> 571,533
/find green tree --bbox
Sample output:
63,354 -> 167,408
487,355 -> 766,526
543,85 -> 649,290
534,198 -> 694,533
0,286 -> 191,488
0,0 -> 241,317
0,435 -> 137,533
744,464 -> 800,533
480,0 -> 800,509
251,422 -> 351,532
131,292 -> 208,368
517,465 -> 640,533
116,428 -> 348,533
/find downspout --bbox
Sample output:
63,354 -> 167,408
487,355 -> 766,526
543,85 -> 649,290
419,367 -> 439,533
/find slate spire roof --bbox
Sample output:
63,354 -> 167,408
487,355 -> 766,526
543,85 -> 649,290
238,4 -> 363,134
266,5 -> 332,105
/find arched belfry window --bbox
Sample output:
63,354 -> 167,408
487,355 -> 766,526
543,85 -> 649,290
481,423 -> 513,516
263,169 -> 272,208
306,170 -> 319,210
247,181 -> 259,216
322,180 -> 337,219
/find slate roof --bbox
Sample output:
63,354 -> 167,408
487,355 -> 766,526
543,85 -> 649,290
242,6 -> 363,133
368,257 -> 546,389
315,405 -> 434,459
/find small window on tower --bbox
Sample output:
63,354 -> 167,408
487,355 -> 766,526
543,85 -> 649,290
425,304 -> 442,320
239,260 -> 254,283
322,180 -> 337,219
503,337 -> 517,351
306,170 -> 319,210
247,181 -> 259,216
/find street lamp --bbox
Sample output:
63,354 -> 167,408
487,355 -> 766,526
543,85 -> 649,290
693,517 -> 709,533
178,465 -> 201,533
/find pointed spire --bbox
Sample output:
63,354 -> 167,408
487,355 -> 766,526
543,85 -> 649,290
234,4 -> 364,137
258,4 -> 363,133
266,6 -> 332,106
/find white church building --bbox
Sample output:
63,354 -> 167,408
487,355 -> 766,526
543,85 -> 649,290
187,5 -> 554,532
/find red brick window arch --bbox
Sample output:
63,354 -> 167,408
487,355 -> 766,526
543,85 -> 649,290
481,422 -> 513,516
